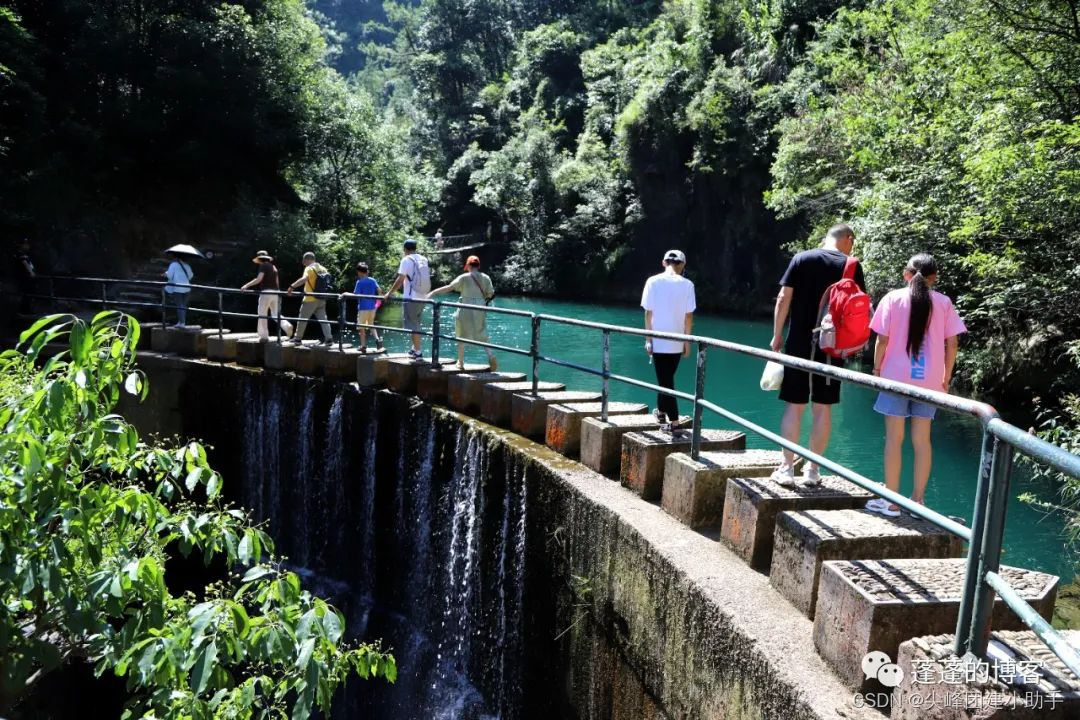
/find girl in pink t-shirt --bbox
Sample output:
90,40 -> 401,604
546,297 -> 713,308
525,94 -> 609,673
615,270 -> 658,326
865,253 -> 967,517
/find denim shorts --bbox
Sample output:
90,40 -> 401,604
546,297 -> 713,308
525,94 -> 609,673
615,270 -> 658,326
874,391 -> 937,419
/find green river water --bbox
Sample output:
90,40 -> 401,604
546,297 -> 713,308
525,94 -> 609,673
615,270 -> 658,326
375,295 -> 1071,582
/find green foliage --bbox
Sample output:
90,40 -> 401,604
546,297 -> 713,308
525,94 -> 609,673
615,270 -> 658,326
0,313 -> 394,718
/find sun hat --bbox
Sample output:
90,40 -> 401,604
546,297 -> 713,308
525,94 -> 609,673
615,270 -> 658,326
464,255 -> 481,270
252,250 -> 273,263
663,249 -> 686,264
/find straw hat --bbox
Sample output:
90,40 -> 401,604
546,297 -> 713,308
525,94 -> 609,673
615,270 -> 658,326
252,250 -> 274,263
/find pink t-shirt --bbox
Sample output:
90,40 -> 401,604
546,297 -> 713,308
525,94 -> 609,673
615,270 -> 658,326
870,288 -> 967,390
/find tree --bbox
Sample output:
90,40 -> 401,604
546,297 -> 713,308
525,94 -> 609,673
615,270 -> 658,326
0,313 -> 395,719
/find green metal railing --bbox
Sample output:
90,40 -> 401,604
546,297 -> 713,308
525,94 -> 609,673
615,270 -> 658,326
21,274 -> 1080,679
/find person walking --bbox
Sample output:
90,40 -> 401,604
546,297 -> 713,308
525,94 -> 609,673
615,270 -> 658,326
162,252 -> 193,328
383,239 -> 431,359
426,255 -> 498,370
434,228 -> 444,250
340,262 -> 383,353
641,249 -> 696,436
286,252 -> 334,345
241,250 -> 293,341
769,223 -> 866,487
13,239 -> 36,316
864,253 -> 966,516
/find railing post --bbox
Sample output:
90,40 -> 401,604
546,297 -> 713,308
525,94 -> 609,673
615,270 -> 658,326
530,314 -> 540,396
337,297 -> 345,352
160,287 -> 166,326
217,291 -> 224,337
966,436 -> 1014,658
601,329 -> 610,422
49,277 -> 56,308
276,293 -> 283,343
955,429 -> 995,656
431,302 -> 441,366
101,281 -> 108,310
690,342 -> 707,460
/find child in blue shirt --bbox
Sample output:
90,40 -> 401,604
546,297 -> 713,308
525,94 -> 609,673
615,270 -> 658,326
340,262 -> 383,352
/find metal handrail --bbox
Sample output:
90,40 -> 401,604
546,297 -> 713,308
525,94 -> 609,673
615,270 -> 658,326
21,273 -> 1080,679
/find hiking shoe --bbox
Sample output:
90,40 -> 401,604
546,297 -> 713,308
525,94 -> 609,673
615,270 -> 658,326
865,498 -> 902,517
653,408 -> 667,424
375,340 -> 384,351
359,346 -> 368,354
322,339 -> 335,346
770,464 -> 796,488
801,465 -> 821,487
408,349 -> 423,360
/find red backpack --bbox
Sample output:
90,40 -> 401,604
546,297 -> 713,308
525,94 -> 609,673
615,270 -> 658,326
815,256 -> 871,359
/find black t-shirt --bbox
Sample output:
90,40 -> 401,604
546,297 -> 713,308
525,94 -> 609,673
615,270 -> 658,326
256,261 -> 279,290
779,248 -> 866,355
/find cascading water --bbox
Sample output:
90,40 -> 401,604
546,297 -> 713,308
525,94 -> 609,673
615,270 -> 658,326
233,375 -> 530,720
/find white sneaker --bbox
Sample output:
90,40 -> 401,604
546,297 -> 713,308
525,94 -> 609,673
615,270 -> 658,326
801,465 -> 821,487
865,498 -> 902,517
770,464 -> 796,488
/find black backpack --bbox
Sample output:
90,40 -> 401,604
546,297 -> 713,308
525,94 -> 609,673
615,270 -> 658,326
310,265 -> 334,295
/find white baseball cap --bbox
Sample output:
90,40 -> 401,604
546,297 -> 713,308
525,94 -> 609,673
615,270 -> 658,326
663,249 -> 686,264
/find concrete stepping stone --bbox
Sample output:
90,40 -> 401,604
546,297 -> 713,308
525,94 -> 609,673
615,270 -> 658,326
813,558 -> 1058,691
291,343 -> 324,375
417,362 -> 489,404
620,429 -> 746,501
234,335 -> 267,366
164,326 -> 221,356
150,325 -> 171,352
356,352 -> 410,387
386,357 -> 456,395
580,414 -> 667,477
311,345 -> 378,380
660,449 -> 790,531
892,629 -> 1080,719
544,401 -> 649,458
769,508 -> 965,619
265,340 -> 315,371
206,332 -> 259,361
720,474 -> 874,569
511,390 -> 602,440
137,322 -> 164,351
446,371 -> 526,415
481,381 -> 565,428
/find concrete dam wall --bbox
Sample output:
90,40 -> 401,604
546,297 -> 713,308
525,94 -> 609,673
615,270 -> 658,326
126,354 -> 878,720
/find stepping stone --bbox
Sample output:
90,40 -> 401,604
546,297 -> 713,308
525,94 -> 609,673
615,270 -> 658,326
311,345 -> 378,380
356,352 -> 410,387
481,381 -> 565,428
386,357 -> 455,395
545,401 -> 649,458
265,340 -> 320,371
447,372 -> 526,415
511,391 -> 602,440
234,336 -> 267,366
769,508 -> 965,620
620,429 -> 746,501
206,332 -> 259,361
168,326 -> 222,357
417,363 -> 489,404
660,449 -> 789,531
291,343 -> 322,375
580,414 -> 666,477
813,559 -> 1058,691
136,322 -> 164,351
892,630 -> 1080,719
150,326 -> 171,352
720,474 -> 874,569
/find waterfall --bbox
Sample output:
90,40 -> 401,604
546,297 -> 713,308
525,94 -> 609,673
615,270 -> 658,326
360,397 -> 378,594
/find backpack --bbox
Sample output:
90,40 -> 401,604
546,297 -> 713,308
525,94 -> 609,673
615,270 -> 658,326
815,256 -> 872,359
309,264 -> 334,295
406,255 -> 431,296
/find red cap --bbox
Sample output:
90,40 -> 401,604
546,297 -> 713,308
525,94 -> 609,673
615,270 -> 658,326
464,255 -> 481,270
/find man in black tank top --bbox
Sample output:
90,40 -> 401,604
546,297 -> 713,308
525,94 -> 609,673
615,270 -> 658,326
241,250 -> 294,340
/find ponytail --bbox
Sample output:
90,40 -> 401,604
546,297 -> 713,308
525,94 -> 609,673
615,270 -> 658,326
905,253 -> 937,358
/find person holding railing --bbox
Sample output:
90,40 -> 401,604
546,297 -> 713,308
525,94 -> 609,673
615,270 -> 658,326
241,250 -> 294,341
339,262 -> 383,353
426,254 -> 498,370
383,239 -> 431,360
285,252 -> 334,345
865,253 -> 966,517
769,224 -> 865,487
162,252 -> 193,328
641,249 -> 696,437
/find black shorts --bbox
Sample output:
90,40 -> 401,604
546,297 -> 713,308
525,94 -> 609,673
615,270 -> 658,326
778,343 -> 843,405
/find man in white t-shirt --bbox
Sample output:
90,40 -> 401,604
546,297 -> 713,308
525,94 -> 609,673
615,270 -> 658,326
641,249 -> 696,434
384,238 -> 431,359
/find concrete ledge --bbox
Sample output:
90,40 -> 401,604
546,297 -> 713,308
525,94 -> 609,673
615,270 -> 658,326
311,345 -> 373,379
292,344 -> 322,375
813,559 -> 1058,691
136,322 -> 164,351
720,474 -> 874,570
659,449 -> 786,531
769,509 -> 965,619
511,390 -> 601,440
580,414 -> 666,477
417,362 -> 489,404
234,336 -> 266,366
446,371 -> 526,415
481,381 -> 565,427
386,357 -> 454,395
265,340 -> 322,371
206,332 -> 259,362
620,429 -> 746,502
893,631 -> 1080,719
356,352 -> 409,387
171,327 -> 223,357
545,402 -> 649,459
150,326 -> 170,352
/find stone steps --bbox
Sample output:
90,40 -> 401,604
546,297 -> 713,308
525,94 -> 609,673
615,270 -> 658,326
446,371 -> 526,415
620,429 -> 746,501
481,381 -> 566,427
510,390 -> 602,440
544,401 -> 648,458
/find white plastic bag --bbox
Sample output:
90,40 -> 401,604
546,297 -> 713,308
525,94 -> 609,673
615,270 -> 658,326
760,361 -> 785,391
